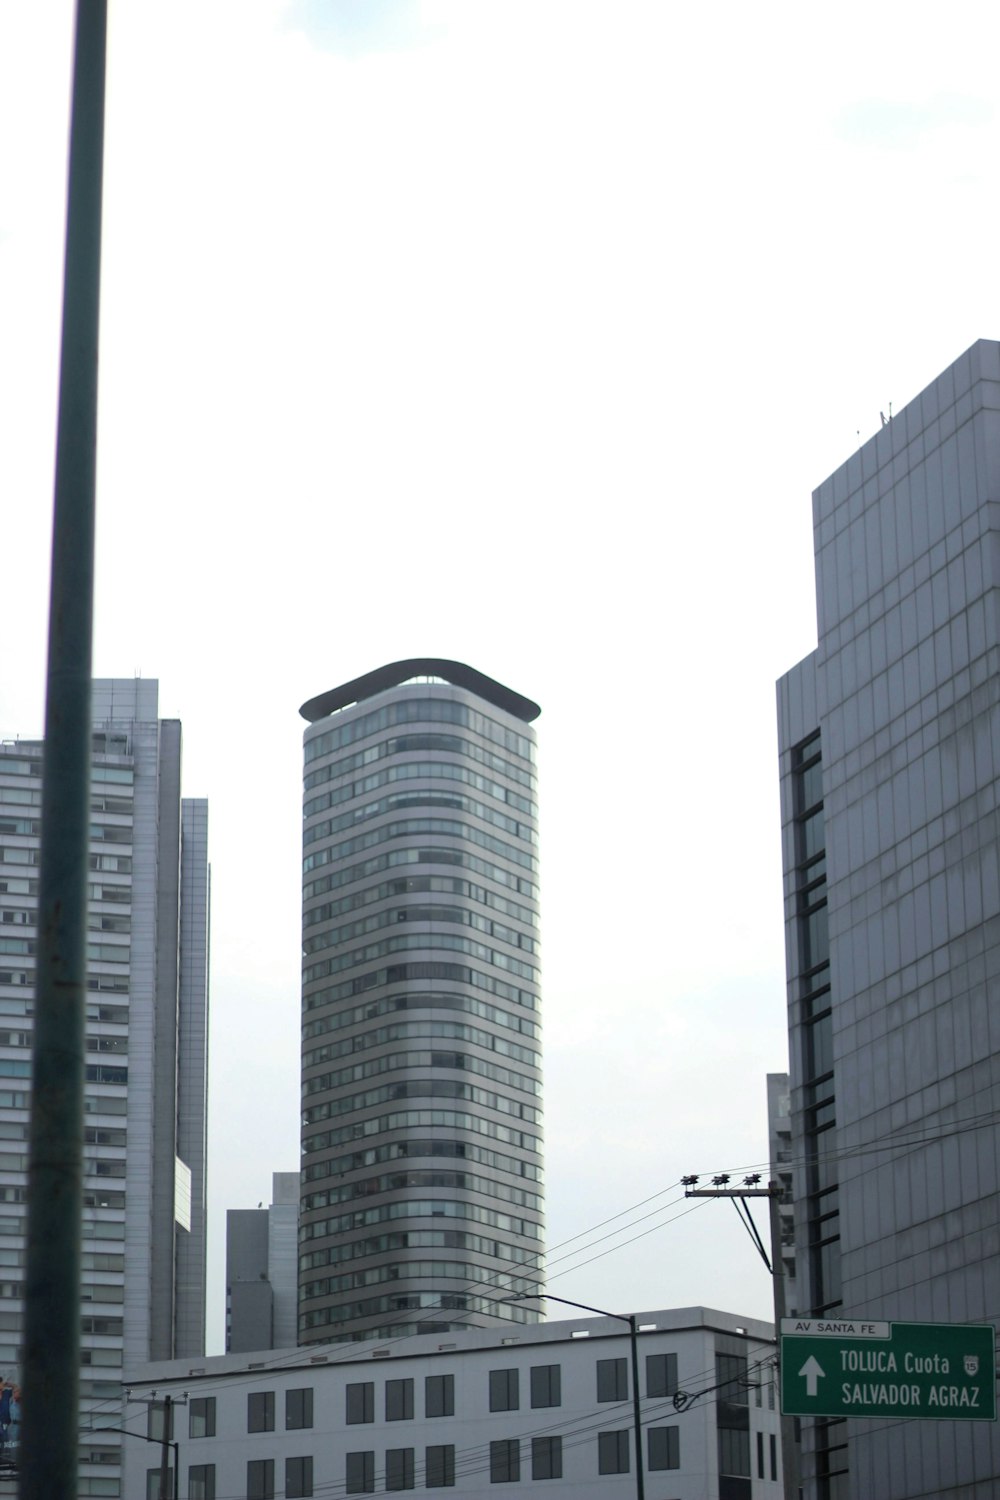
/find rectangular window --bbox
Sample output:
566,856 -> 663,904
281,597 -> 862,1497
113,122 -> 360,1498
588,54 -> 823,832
529,1364 -> 560,1408
247,1459 -> 275,1500
489,1368 -> 519,1412
425,1373 -> 454,1418
596,1357 -> 628,1402
188,1464 -> 215,1500
531,1435 -> 562,1480
770,1433 -> 778,1481
757,1431 -> 765,1478
716,1354 -> 749,1405
286,1387 -> 314,1430
248,1391 -> 275,1433
189,1397 -> 216,1439
719,1427 -> 751,1477
346,1382 -> 374,1424
346,1451 -> 375,1494
645,1352 -> 678,1398
147,1469 -> 174,1499
285,1456 -> 313,1499
490,1439 -> 520,1483
386,1447 -> 414,1490
386,1378 -> 414,1421
598,1430 -> 630,1474
648,1426 -> 680,1471
426,1444 -> 455,1488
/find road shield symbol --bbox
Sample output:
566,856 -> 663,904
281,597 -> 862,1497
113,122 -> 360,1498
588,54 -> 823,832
964,1355 -> 979,1377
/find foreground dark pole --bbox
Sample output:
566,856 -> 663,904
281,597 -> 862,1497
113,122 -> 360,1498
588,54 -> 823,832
505,1293 -> 646,1500
768,1181 -> 800,1500
20,4 -> 107,1497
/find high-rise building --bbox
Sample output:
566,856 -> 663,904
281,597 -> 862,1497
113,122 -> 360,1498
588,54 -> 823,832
777,340 -> 1000,1499
0,678 -> 209,1492
227,1172 -> 300,1352
298,660 -> 544,1344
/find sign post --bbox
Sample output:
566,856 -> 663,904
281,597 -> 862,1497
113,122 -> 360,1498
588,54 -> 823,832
781,1319 -> 996,1421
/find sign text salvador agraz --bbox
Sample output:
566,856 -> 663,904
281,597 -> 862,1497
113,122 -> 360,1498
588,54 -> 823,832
781,1318 -> 996,1421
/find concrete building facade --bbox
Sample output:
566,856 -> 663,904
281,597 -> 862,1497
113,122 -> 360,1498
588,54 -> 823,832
227,1172 -> 300,1353
765,1073 -> 796,1318
122,1305 -> 781,1499
777,340 -> 1000,1498
298,661 -> 544,1344
0,678 -> 209,1495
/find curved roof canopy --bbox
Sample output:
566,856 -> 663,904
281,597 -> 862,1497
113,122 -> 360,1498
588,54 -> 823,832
299,659 -> 541,725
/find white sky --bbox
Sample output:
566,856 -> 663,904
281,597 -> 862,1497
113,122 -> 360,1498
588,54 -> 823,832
2,0 -> 998,1354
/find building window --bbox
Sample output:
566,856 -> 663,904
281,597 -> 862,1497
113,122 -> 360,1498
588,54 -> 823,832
247,1459 -> 275,1500
718,1428 -> 751,1477
716,1354 -> 749,1405
648,1425 -> 680,1471
247,1392 -> 274,1433
596,1357 -> 627,1402
489,1368 -> 519,1412
529,1364 -> 560,1408
386,1447 -> 414,1490
188,1464 -> 215,1500
286,1388 -> 314,1430
598,1431 -> 630,1474
645,1352 -> 678,1398
386,1378 -> 414,1421
426,1444 -> 455,1488
346,1451 -> 375,1494
531,1435 -> 562,1480
285,1456 -> 313,1498
346,1382 -> 374,1424
490,1439 -> 520,1483
770,1433 -> 778,1481
757,1431 -> 765,1478
147,1470 -> 174,1499
189,1398 -> 216,1439
425,1374 -> 454,1418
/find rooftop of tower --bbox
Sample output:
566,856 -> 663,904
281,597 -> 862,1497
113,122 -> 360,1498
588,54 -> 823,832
299,658 -> 541,725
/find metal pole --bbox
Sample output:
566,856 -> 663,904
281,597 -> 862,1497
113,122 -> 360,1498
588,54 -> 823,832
20,4 -> 107,1499
158,1395 -> 172,1500
504,1294 -> 644,1500
769,1179 -> 800,1500
627,1314 -> 646,1500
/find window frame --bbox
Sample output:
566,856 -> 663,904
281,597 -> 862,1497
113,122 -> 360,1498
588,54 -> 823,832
247,1391 -> 275,1434
488,1368 -> 519,1413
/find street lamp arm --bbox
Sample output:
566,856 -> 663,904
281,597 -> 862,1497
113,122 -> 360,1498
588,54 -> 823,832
502,1292 -> 634,1327
501,1292 -> 645,1500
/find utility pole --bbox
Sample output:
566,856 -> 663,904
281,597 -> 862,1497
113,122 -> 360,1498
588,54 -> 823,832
158,1393 -> 172,1500
683,1175 -> 800,1500
123,1391 -> 185,1500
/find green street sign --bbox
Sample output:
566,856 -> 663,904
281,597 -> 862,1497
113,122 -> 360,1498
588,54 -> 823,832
781,1318 -> 996,1421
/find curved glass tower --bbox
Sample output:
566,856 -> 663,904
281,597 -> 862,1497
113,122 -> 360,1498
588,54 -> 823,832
299,661 -> 544,1344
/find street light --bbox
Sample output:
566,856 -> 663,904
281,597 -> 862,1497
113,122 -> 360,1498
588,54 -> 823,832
503,1293 -> 646,1500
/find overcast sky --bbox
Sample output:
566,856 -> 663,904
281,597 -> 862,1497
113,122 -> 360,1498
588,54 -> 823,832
2,0 -> 999,1354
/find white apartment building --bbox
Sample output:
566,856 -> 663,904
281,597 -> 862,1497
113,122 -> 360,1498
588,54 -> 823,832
122,1305 -> 781,1499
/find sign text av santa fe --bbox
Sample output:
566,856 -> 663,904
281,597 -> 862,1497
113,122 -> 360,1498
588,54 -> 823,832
780,1319 -> 996,1422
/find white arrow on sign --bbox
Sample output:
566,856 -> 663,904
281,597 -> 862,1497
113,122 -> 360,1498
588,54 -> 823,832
799,1355 -> 825,1397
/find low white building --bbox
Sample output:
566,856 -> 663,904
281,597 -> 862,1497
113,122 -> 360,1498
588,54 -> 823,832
119,1306 -> 781,1498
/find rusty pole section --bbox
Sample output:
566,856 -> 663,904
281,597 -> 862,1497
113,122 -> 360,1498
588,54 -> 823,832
21,4 -> 107,1496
